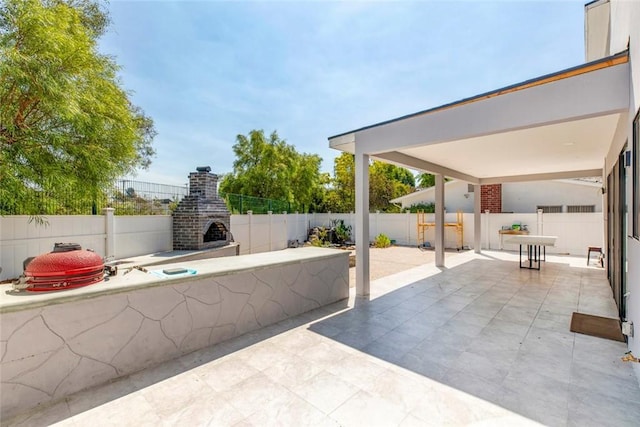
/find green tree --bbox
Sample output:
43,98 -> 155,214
323,152 -> 355,213
219,129 -> 322,211
417,173 -> 450,188
0,0 -> 156,214
324,154 -> 413,213
370,161 -> 411,212
417,173 -> 436,188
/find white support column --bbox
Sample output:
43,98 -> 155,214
485,209 -> 490,249
247,210 -> 253,254
268,211 -> 273,251
537,209 -> 544,235
435,174 -> 445,267
474,184 -> 481,253
103,208 -> 115,260
355,150 -> 370,296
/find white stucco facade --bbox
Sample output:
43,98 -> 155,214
392,179 -> 603,213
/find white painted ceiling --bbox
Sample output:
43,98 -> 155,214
396,113 -> 621,179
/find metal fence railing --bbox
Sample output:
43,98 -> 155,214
219,192 -> 303,214
1,181 -> 309,216
111,180 -> 188,215
1,180 -> 189,216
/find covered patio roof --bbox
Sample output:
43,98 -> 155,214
329,51 -> 629,184
329,50 -> 629,296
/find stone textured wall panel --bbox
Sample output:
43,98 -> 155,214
0,249 -> 349,419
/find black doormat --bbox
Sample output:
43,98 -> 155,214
570,312 -> 625,342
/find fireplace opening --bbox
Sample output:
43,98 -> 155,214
204,222 -> 227,243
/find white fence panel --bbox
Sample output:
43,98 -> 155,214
0,211 -> 606,281
230,214 -> 251,255
540,213 -> 603,255
0,216 -> 106,281
114,216 -> 172,259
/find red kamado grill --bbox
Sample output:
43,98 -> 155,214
23,243 -> 105,292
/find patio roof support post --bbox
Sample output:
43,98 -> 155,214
355,150 -> 370,296
435,174 -> 445,267
474,184 -> 481,253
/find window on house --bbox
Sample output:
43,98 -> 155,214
567,205 -> 596,213
467,184 -> 475,193
537,205 -> 563,213
634,109 -> 639,239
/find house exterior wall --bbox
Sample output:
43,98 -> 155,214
395,180 -> 602,213
394,181 -> 475,212
502,181 -> 603,213
605,0 -> 640,373
585,0 -> 611,62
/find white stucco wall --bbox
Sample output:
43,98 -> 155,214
393,180 -> 602,213
502,180 -> 602,213
608,0 -> 640,374
393,181 -> 474,212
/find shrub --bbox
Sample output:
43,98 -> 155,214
405,202 -> 435,213
374,233 -> 392,248
331,219 -> 352,244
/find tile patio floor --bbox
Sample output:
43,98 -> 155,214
5,250 -> 640,426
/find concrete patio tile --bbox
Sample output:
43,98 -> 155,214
440,369 -> 503,402
219,372 -> 296,418
268,328 -> 326,355
196,358 -> 261,393
296,338 -> 354,368
398,413 -> 428,427
512,351 -> 573,384
393,316 -> 442,340
520,327 -> 575,359
570,362 -> 640,403
502,366 -> 571,407
161,392 -> 245,426
497,388 -> 568,427
263,353 -> 324,389
324,353 -> 387,389
410,338 -> 466,369
234,340 -> 295,371
494,304 -> 539,326
245,393 -> 336,427
366,367 -> 433,413
448,350 -> 512,384
567,384 -> 640,427
330,390 -> 407,427
399,349 -> 450,381
410,383 -> 525,426
5,251 -> 639,427
69,394 -> 164,427
140,371 -> 215,418
531,310 -> 573,333
291,370 -> 360,414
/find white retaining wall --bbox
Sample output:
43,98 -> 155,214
0,211 -> 604,281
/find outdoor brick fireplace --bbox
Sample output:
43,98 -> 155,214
173,166 -> 232,250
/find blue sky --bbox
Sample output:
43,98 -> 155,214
100,0 -> 587,186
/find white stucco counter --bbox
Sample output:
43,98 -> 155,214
0,247 -> 349,419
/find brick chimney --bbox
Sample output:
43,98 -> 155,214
480,184 -> 502,213
172,166 -> 232,250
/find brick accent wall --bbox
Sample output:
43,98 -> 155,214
481,184 -> 502,213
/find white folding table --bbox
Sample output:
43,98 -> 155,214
505,235 -> 557,270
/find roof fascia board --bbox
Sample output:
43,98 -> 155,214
329,50 -> 627,141
374,151 -> 480,184
479,169 -> 603,185
329,132 -> 355,151
355,61 -> 629,155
